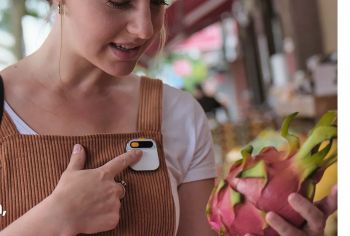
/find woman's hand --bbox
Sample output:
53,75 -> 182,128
264,186 -> 337,236
49,144 -> 142,235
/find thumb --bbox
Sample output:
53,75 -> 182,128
100,150 -> 142,177
66,144 -> 86,171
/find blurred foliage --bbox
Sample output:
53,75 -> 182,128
0,1 -> 11,31
0,0 -> 50,60
149,52 -> 208,91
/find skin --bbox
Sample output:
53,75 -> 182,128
0,0 -> 336,235
265,187 -> 337,236
0,146 -> 143,235
178,179 -> 217,236
245,187 -> 337,236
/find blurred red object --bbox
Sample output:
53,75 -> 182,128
140,0 -> 234,65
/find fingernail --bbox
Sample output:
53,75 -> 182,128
133,150 -> 142,156
265,212 -> 275,222
332,185 -> 337,196
288,193 -> 298,203
73,144 -> 81,154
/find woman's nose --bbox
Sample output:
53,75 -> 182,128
127,7 -> 154,40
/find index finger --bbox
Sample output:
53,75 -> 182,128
288,193 -> 325,233
266,212 -> 304,236
100,150 -> 142,177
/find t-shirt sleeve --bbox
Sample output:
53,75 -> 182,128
182,98 -> 217,183
162,85 -> 218,186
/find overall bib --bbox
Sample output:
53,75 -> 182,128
0,77 -> 176,235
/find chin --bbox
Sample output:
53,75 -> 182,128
98,60 -> 138,77
101,68 -> 132,77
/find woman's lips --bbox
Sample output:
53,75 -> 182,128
109,43 -> 141,61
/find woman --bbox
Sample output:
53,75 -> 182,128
0,0 -> 336,235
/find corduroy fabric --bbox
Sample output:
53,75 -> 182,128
0,77 -> 4,124
0,77 -> 176,235
137,78 -> 162,132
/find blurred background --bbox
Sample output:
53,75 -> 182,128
0,0 -> 337,234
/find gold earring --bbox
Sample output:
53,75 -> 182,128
58,2 -> 63,15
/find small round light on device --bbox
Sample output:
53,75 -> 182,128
131,142 -> 140,148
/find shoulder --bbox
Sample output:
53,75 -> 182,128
161,83 -> 206,146
162,84 -> 209,138
0,61 -> 36,99
0,59 -> 28,82
162,84 -> 204,122
161,84 -> 216,184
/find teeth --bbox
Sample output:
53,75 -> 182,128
113,43 -> 135,51
118,44 -> 130,50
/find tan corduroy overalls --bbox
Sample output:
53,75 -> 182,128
0,76 -> 176,235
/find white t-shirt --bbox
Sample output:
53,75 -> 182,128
4,83 -> 217,233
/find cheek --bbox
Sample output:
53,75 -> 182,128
65,4 -> 120,53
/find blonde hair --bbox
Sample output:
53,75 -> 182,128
157,25 -> 167,55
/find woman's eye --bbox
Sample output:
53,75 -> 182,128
106,0 -> 132,10
151,0 -> 169,6
106,0 -> 168,9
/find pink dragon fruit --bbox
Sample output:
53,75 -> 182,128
207,112 -> 337,236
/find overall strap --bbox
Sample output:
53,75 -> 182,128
0,75 -> 4,124
137,77 -> 163,132
0,75 -> 19,137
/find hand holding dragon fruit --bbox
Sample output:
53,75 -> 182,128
207,111 -> 337,236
